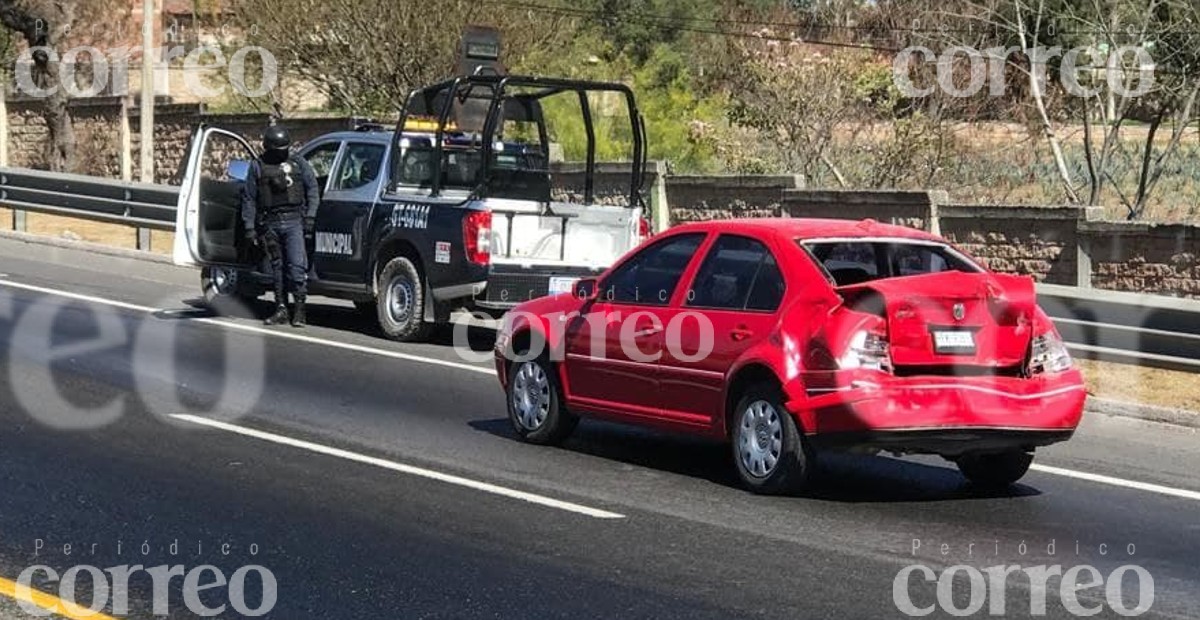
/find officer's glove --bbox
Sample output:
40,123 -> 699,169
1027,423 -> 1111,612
303,217 -> 316,237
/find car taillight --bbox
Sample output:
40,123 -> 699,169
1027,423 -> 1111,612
840,330 -> 892,372
637,216 -> 652,243
464,211 -> 491,266
1027,331 -> 1072,374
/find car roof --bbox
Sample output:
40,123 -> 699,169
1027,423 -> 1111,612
668,218 -> 943,242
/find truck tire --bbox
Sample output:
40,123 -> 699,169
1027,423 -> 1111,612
376,256 -> 433,342
201,266 -> 261,312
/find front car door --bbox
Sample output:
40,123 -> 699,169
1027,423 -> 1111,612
562,232 -> 706,420
311,141 -> 387,282
173,127 -> 259,269
659,234 -> 788,426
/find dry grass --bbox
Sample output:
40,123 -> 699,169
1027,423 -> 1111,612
1077,358 -> 1200,413
0,207 -> 173,255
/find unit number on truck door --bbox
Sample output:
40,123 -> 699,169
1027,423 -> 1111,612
389,203 -> 430,230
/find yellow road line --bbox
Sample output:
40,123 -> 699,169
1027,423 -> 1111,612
0,576 -> 117,620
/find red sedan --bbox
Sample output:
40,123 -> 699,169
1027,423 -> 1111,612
493,218 -> 1085,494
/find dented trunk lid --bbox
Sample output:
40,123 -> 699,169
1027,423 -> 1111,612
839,271 -> 1037,369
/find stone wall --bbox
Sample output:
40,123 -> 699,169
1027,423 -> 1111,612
778,189 -> 938,231
1084,221 -> 1200,297
662,184 -> 1200,298
5,97 -> 375,184
665,175 -> 802,224
938,205 -> 1088,286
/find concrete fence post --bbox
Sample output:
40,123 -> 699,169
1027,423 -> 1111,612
651,161 -> 670,232
1077,234 -> 1093,289
927,190 -> 947,235
1076,207 -> 1101,289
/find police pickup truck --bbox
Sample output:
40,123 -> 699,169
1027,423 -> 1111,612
172,74 -> 650,341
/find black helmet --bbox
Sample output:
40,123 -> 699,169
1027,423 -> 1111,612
262,125 -> 290,152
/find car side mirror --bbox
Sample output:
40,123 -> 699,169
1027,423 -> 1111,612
574,277 -> 599,301
227,159 -> 251,182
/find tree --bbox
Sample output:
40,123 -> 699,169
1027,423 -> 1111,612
234,0 -> 573,116
925,0 -> 1200,217
1,0 -> 76,171
722,28 -> 959,188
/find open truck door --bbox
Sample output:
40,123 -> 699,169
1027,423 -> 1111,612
173,126 -> 259,268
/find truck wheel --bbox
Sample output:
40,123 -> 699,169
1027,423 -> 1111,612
201,266 -> 260,310
376,256 -> 433,342
956,450 -> 1033,487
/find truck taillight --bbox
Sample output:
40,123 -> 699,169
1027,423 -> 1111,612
464,211 -> 491,266
637,217 -> 652,243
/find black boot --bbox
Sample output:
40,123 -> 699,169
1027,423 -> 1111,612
264,290 -> 289,325
291,294 -> 307,328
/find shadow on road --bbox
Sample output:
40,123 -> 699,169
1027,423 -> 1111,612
471,417 -> 1042,503
173,297 -> 499,352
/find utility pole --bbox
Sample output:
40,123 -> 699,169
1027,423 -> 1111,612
139,0 -> 155,184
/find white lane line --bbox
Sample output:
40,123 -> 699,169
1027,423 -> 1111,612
1031,464 -> 1200,502
170,414 -> 625,519
0,278 -> 496,376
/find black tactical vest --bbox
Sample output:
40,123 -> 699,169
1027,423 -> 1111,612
257,156 -> 306,216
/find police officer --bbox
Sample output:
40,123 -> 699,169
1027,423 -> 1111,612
241,125 -> 320,327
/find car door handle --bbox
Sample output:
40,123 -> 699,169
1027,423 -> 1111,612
730,326 -> 753,341
633,326 -> 663,338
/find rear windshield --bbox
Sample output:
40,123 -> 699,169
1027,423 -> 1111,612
800,239 -> 981,287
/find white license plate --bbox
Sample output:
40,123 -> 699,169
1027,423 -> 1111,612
933,330 -> 975,351
548,277 -> 579,296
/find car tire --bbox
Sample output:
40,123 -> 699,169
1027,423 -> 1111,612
376,256 -> 433,342
201,266 -> 260,310
506,355 -> 578,446
730,382 -> 814,495
956,450 -> 1034,487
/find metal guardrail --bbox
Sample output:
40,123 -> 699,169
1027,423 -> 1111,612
0,167 -> 178,231
0,166 -> 1197,372
1039,284 -> 1200,373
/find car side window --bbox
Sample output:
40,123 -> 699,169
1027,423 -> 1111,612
746,252 -> 785,311
686,235 -> 779,311
303,142 -> 341,191
332,142 -> 386,191
601,233 -> 705,305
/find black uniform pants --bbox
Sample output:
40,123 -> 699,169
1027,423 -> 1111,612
261,215 -> 307,297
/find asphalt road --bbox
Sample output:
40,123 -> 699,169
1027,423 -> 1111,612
0,237 -> 1197,619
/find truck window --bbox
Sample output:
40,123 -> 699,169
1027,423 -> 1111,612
303,142 -> 341,192
332,143 -> 386,191
395,143 -> 482,191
